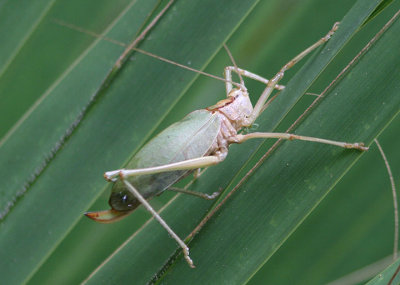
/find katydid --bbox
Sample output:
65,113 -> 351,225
85,22 -> 368,268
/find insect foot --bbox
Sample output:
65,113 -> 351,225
323,22 -> 340,41
344,142 -> 369,151
183,246 -> 196,269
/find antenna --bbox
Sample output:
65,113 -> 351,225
52,19 -> 242,89
223,43 -> 245,90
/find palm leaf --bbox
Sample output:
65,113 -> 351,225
0,0 -> 399,284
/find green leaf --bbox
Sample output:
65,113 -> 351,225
248,3 -> 400,284
152,1 -> 400,284
365,0 -> 395,24
250,118 -> 400,284
0,0 -> 260,283
0,0 -> 55,73
0,0 -> 163,282
1,0 -> 399,284
367,258 -> 400,285
0,0 -> 148,218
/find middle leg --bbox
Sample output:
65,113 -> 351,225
168,186 -> 222,200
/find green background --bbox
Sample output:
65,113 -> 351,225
0,0 -> 399,284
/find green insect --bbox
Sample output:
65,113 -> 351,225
85,22 -> 367,268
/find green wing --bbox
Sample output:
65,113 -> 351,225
110,109 -> 221,211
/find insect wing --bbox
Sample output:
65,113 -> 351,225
110,109 -> 221,211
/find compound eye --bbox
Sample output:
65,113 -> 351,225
232,90 -> 242,99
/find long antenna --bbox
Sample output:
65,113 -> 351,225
52,19 -> 243,89
223,43 -> 245,90
116,0 -> 175,68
